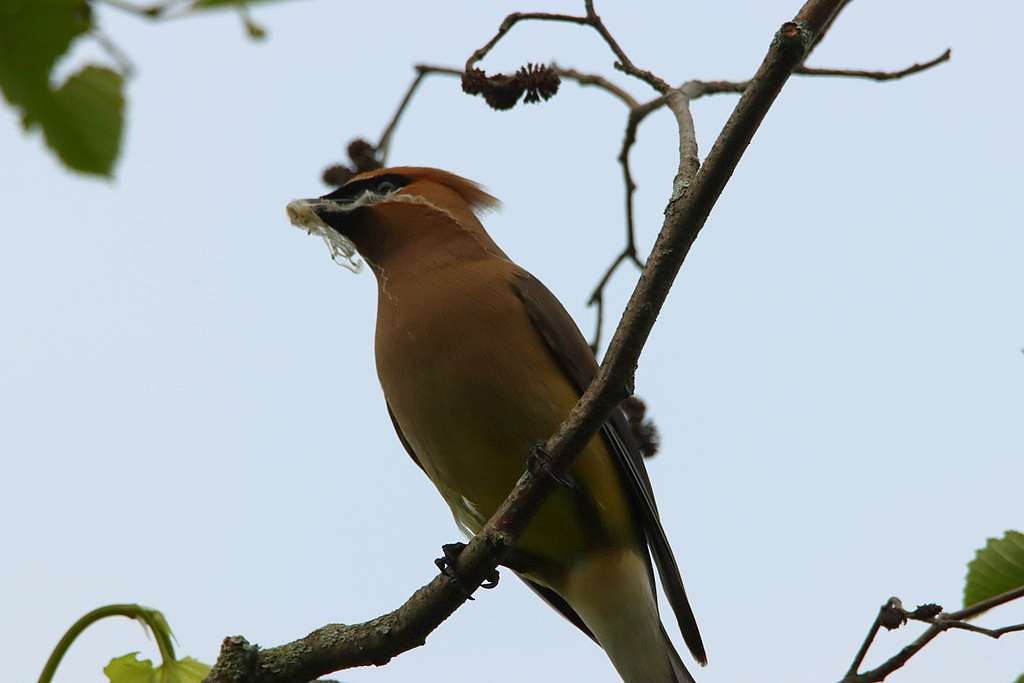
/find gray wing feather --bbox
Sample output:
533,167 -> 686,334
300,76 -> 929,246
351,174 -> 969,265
510,268 -> 706,666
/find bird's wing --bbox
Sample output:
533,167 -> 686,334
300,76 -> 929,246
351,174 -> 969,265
509,268 -> 707,666
386,402 -> 425,472
521,579 -> 597,643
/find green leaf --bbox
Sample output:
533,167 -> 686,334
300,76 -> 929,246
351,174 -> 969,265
964,530 -> 1024,607
0,0 -> 91,111
0,0 -> 125,175
36,65 -> 126,176
104,653 -> 211,683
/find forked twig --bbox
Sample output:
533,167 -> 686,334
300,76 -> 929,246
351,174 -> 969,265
842,587 -> 1024,683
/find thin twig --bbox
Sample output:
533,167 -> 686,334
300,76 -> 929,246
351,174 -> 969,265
588,102 -> 654,353
89,26 -> 137,77
949,584 -> 1024,620
686,79 -> 750,96
844,623 -> 946,683
464,4 -> 667,95
582,0 -> 670,93
464,12 -> 590,73
920,619 -> 1024,638
554,65 -> 639,108
587,249 -> 628,353
377,68 -> 430,164
846,604 -> 887,678
797,49 -> 952,81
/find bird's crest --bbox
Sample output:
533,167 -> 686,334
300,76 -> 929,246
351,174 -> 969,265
348,166 -> 501,216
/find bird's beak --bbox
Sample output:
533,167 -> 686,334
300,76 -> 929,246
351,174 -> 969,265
286,197 -> 351,230
286,198 -> 363,271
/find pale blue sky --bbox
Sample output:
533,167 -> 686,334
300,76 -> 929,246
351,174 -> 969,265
3,2 -> 1022,682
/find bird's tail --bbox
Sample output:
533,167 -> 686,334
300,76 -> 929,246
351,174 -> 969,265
561,547 -> 695,683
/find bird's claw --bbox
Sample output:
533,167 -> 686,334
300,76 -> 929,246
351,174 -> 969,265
528,443 -> 574,488
434,542 -> 500,600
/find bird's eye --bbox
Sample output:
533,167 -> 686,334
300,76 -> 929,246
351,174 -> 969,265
376,180 -> 397,194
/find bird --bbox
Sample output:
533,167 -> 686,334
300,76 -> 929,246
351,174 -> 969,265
286,166 -> 705,683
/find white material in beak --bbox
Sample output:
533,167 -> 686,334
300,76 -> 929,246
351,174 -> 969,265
286,199 -> 363,273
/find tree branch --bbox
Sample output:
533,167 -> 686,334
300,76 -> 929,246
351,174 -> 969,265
581,0 -> 670,93
376,68 -> 432,164
950,584 -> 1024,620
554,65 -> 640,108
463,11 -> 590,73
462,4 -> 668,94
797,49 -> 952,81
206,2 -> 853,681
845,603 -> 887,679
841,586 -> 1024,683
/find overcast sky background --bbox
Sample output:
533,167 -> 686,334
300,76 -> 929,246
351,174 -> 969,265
3,2 -> 1022,682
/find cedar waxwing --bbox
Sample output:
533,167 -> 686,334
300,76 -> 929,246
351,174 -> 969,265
286,167 -> 705,683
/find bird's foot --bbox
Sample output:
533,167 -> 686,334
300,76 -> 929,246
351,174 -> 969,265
434,542 -> 500,600
528,442 -> 574,488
